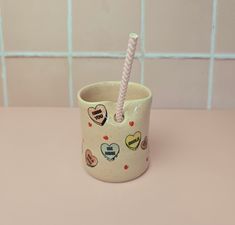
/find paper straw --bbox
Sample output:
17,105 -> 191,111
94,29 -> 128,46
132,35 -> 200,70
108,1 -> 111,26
115,33 -> 138,122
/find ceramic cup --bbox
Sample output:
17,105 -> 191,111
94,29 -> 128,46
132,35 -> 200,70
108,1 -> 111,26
77,81 -> 152,182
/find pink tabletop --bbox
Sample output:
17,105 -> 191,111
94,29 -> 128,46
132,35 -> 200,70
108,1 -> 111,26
0,108 -> 235,225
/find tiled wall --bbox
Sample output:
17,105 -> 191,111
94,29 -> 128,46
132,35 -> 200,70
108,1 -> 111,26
0,0 -> 235,109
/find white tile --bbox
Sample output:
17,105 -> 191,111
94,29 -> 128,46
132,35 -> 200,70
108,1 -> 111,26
7,58 -> 69,106
212,60 -> 235,109
146,0 -> 212,53
0,76 -> 3,106
216,0 -> 235,52
145,59 -> 209,108
2,0 -> 67,51
73,0 -> 140,51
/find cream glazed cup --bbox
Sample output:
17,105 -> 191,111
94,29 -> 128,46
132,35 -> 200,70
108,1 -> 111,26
77,81 -> 152,182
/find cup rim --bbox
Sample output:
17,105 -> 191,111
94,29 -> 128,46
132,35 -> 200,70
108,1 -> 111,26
77,81 -> 152,104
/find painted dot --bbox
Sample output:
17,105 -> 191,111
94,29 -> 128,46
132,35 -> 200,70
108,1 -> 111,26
103,135 -> 109,140
129,121 -> 134,127
124,165 -> 129,170
88,122 -> 92,127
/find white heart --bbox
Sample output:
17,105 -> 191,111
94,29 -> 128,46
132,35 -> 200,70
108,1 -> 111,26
88,104 -> 107,126
100,143 -> 120,161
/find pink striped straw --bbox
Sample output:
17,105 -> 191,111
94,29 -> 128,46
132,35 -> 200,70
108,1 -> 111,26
116,33 -> 138,122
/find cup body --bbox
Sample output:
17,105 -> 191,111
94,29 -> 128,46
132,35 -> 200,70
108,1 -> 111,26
77,81 -> 152,182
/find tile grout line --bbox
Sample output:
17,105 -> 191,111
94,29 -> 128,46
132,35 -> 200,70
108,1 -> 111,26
140,0 -> 145,84
215,54 -> 235,59
2,52 -> 235,59
0,15 -> 8,107
67,0 -> 74,107
146,53 -> 211,59
207,0 -> 218,109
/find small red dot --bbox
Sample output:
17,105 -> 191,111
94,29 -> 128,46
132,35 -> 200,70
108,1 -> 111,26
103,136 -> 109,140
88,122 -> 92,127
129,121 -> 134,127
124,165 -> 129,170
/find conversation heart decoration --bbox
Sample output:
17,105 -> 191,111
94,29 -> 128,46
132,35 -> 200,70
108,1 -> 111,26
85,149 -> 98,167
88,104 -> 107,126
141,136 -> 148,150
101,143 -> 120,161
125,131 -> 141,150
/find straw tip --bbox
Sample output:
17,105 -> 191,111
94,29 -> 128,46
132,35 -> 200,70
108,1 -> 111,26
129,33 -> 138,39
